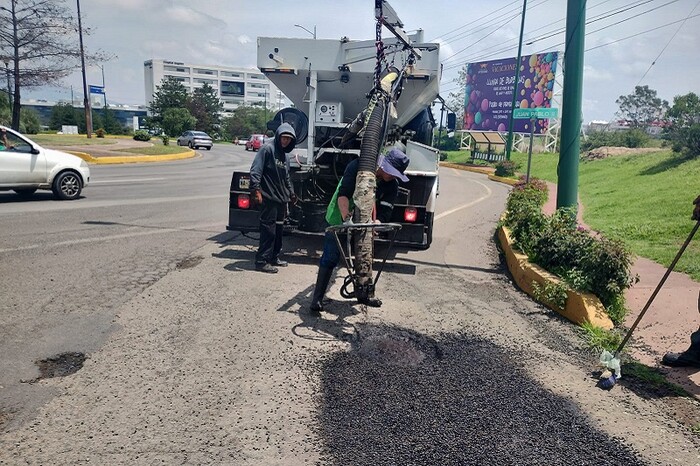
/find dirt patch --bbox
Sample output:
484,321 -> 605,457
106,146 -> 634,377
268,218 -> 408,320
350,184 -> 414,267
582,146 -> 662,161
35,352 -> 87,381
176,255 -> 203,269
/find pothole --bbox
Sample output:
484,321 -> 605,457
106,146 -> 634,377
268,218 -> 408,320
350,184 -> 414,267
35,352 -> 86,380
176,255 -> 204,269
354,326 -> 441,367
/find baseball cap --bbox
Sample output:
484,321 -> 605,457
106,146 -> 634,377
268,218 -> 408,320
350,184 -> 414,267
378,148 -> 409,182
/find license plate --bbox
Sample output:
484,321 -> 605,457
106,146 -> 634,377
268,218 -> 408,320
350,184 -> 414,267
238,177 -> 250,190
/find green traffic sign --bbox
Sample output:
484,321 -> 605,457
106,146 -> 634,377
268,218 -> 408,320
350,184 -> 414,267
513,107 -> 559,119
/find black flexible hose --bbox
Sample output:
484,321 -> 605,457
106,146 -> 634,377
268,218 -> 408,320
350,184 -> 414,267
358,99 -> 386,172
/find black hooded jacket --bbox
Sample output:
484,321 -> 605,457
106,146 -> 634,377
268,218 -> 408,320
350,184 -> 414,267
249,123 -> 296,204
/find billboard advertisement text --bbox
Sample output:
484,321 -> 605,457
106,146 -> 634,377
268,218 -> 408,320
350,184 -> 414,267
464,52 -> 558,134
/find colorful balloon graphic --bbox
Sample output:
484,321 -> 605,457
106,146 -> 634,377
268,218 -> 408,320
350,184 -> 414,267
464,51 -> 558,133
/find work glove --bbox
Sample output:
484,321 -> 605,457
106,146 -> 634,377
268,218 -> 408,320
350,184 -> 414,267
252,189 -> 263,206
693,195 -> 700,221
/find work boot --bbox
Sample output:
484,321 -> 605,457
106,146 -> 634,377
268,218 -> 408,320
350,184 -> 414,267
356,283 -> 382,308
662,328 -> 700,368
255,262 -> 278,274
271,258 -> 288,267
309,266 -> 334,314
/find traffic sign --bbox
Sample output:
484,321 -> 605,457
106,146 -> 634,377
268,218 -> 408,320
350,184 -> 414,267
513,107 -> 558,119
89,85 -> 105,95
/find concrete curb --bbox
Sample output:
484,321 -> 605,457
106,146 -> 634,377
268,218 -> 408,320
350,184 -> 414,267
66,149 -> 196,164
497,225 -> 614,330
438,162 -> 520,186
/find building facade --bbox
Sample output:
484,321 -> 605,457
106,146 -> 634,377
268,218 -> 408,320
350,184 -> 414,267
144,59 -> 290,114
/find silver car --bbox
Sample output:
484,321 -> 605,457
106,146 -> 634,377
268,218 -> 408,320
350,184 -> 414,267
176,130 -> 213,150
0,125 -> 90,200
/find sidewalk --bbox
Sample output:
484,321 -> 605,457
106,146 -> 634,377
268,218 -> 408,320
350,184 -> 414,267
542,181 -> 700,397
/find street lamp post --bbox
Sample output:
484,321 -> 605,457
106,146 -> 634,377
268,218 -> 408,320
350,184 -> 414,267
294,24 -> 316,39
76,0 -> 93,138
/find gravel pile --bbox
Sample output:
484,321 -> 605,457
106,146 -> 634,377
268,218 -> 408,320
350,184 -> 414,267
316,324 -> 643,465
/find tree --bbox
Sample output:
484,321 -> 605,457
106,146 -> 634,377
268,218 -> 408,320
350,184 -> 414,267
148,76 -> 189,126
666,92 -> 700,128
186,83 -> 223,136
615,85 -> 669,129
446,65 -> 466,130
0,0 -> 104,130
221,105 -> 268,141
100,105 -> 125,134
161,107 -> 196,137
665,92 -> 700,158
49,102 -> 79,130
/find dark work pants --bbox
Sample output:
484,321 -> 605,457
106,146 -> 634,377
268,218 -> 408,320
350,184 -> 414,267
256,200 -> 285,264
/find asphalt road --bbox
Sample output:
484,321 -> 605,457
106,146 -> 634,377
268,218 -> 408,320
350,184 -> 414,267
1,145 -> 699,464
0,144 -> 249,425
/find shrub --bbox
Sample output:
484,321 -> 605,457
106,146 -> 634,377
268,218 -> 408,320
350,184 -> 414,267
133,130 -> 151,141
502,181 -> 637,324
160,134 -> 170,146
95,128 -> 105,138
495,160 -> 517,177
669,124 -> 700,158
618,128 -> 650,148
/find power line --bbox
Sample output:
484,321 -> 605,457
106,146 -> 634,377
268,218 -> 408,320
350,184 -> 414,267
432,0 -> 520,43
441,0 -> 684,72
635,0 -> 700,85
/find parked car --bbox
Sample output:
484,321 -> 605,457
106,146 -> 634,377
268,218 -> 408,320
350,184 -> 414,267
0,125 -> 90,200
245,134 -> 265,151
176,131 -> 213,150
235,137 -> 248,146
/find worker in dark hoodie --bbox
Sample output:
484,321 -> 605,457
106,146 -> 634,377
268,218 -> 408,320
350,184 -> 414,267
249,123 -> 297,273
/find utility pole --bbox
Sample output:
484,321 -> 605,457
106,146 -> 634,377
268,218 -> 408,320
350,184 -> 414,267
505,0 -> 528,161
3,58 -> 10,104
77,0 -> 92,138
557,0 -> 587,209
101,64 -> 107,108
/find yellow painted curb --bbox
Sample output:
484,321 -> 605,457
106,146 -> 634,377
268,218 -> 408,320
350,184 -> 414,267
440,162 -> 493,176
67,149 -> 196,164
66,151 -> 98,162
497,224 -> 614,330
439,162 -> 520,186
488,174 -> 520,186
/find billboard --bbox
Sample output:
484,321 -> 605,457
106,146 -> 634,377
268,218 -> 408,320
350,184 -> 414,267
464,52 -> 558,134
221,80 -> 245,97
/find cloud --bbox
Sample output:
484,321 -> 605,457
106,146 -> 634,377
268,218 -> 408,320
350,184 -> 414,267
164,6 -> 225,27
583,65 -> 613,83
238,35 -> 252,45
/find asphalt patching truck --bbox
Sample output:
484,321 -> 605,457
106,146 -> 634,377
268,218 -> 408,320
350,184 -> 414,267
227,4 -> 448,249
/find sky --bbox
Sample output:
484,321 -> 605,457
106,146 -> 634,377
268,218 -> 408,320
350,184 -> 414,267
21,0 -> 700,124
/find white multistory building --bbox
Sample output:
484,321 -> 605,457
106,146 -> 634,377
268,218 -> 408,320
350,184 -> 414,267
144,59 -> 291,113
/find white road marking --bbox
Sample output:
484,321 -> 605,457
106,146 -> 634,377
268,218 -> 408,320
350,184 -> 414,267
434,179 -> 493,221
0,222 -> 225,254
91,177 -> 166,184
0,195 -> 223,215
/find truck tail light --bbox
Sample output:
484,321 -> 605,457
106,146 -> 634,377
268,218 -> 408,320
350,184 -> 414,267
404,207 -> 418,223
237,194 -> 251,209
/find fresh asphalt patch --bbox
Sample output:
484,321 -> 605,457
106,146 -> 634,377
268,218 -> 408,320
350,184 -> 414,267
316,323 -> 643,465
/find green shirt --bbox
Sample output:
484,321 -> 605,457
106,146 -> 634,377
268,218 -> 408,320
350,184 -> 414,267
325,178 -> 353,226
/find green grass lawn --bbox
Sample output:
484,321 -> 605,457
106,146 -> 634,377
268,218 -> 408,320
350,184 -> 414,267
116,145 -> 191,155
444,149 -> 700,281
29,134 -> 119,146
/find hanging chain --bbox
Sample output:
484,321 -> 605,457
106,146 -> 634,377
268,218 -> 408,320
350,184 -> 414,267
374,0 -> 385,90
